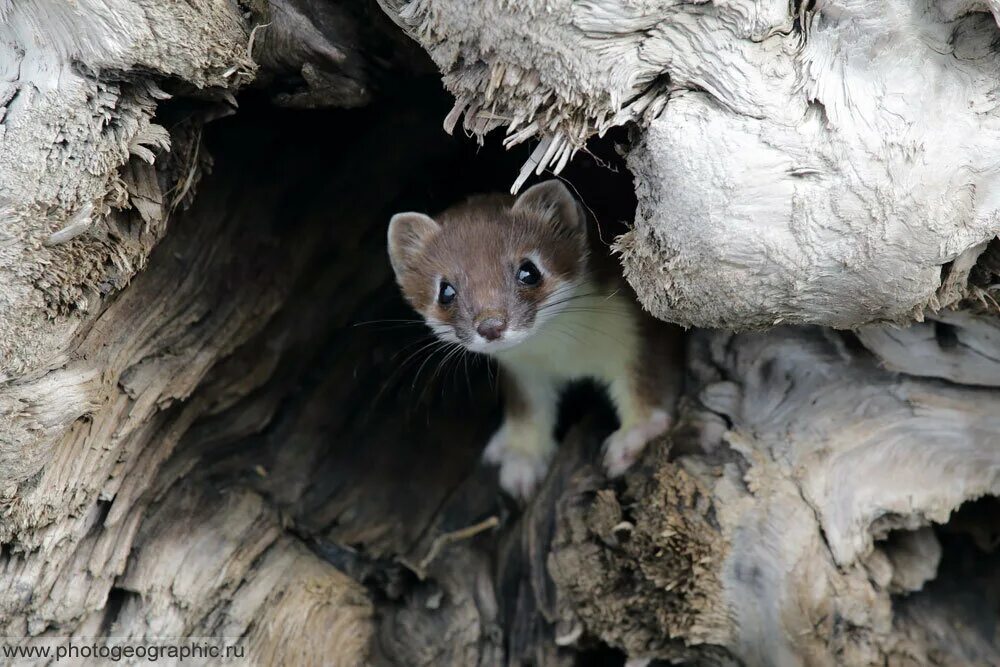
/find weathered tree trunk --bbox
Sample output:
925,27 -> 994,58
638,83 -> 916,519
2,0 -> 1000,666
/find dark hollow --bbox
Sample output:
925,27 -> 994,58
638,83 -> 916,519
155,53 -> 639,664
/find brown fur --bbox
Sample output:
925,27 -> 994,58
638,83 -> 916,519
633,315 -> 685,417
391,188 -> 590,347
388,180 -> 685,495
389,181 -> 681,408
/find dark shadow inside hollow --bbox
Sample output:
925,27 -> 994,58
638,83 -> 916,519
151,64 -> 639,663
885,496 -> 1000,661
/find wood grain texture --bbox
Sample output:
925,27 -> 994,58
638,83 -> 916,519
2,1 -> 1000,665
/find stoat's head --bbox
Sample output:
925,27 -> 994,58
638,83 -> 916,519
387,180 -> 588,354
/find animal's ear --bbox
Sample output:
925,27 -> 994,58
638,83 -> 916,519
387,212 -> 440,278
512,180 -> 584,233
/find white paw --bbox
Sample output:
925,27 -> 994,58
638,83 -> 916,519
498,450 -> 551,500
483,424 -> 556,499
482,425 -> 510,464
603,409 -> 670,477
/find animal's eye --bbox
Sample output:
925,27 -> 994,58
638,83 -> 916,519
517,260 -> 541,286
438,281 -> 457,305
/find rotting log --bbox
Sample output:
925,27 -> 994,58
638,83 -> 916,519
1,1 -> 1000,666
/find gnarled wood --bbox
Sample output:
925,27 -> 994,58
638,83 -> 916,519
2,1 -> 1000,666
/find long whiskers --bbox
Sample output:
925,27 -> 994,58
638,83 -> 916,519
390,335 -> 440,363
366,335 -> 448,419
537,288 -> 625,314
351,318 -> 428,332
548,306 -> 633,316
554,321 -> 630,347
412,340 -> 458,390
353,318 -> 427,326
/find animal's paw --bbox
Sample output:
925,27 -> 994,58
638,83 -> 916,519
484,424 -> 555,499
498,450 -> 551,500
482,425 -> 510,464
603,409 -> 670,477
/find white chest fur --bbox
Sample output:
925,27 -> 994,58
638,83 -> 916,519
482,281 -> 671,498
494,286 -> 640,387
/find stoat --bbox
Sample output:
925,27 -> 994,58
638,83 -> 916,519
387,180 -> 683,498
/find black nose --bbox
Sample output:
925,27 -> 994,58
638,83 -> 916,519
476,317 -> 507,341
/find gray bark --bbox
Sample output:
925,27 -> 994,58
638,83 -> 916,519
0,1 -> 375,663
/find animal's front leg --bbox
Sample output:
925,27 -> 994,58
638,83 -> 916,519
603,375 -> 675,477
483,371 -> 560,499
603,325 -> 684,476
